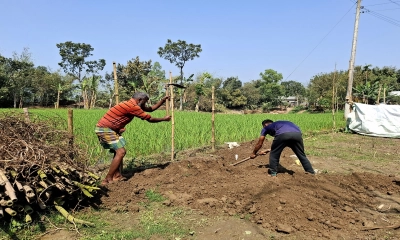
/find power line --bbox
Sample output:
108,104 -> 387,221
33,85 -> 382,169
371,7 -> 400,11
363,7 -> 400,27
366,11 -> 400,27
388,0 -> 400,7
363,1 -> 400,6
284,3 -> 357,81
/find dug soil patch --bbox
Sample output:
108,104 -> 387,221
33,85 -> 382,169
100,138 -> 400,239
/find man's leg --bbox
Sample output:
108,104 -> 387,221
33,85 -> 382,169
269,135 -> 287,176
102,147 -> 126,184
289,133 -> 314,174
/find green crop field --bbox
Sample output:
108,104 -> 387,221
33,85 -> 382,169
0,108 -> 346,163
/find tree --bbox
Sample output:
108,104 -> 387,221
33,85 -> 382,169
242,81 -> 262,109
158,39 -> 202,110
1,48 -> 35,108
194,72 -> 212,112
258,69 -> 284,107
56,41 -> 106,109
281,80 -> 306,106
222,77 -> 242,91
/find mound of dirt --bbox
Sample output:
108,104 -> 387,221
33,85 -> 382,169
100,141 -> 400,239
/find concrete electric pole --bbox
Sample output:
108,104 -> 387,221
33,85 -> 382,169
345,0 -> 362,120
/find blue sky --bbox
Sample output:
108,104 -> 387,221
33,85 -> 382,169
0,0 -> 399,85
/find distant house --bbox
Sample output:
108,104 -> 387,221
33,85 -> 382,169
285,96 -> 297,106
389,91 -> 400,96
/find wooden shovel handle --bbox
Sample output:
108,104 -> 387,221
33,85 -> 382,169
230,149 -> 270,166
230,157 -> 251,166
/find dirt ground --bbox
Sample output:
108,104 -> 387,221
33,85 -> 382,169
96,134 -> 400,240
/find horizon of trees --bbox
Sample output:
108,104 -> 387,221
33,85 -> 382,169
1,43 -> 400,112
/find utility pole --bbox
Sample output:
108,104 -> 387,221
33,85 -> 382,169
345,0 -> 362,120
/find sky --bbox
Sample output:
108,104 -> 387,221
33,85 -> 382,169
0,0 -> 399,86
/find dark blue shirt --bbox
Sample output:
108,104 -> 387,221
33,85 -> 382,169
260,121 -> 301,137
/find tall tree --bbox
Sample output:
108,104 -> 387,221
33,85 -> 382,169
281,80 -> 306,106
158,39 -> 202,110
56,41 -> 106,109
258,69 -> 284,107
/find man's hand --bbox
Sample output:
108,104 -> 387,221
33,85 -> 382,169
259,149 -> 271,155
250,154 -> 257,159
162,96 -> 170,102
164,116 -> 171,121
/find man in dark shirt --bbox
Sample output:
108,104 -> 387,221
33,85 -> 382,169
250,119 -> 315,177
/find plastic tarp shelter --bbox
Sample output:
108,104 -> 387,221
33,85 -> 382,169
348,103 -> 400,138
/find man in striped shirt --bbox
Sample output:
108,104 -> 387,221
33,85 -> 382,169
95,92 -> 171,185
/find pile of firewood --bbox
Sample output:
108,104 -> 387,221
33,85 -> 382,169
0,113 -> 101,227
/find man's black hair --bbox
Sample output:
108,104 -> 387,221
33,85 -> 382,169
262,119 -> 274,126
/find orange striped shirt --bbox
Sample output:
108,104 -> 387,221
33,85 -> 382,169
96,99 -> 151,131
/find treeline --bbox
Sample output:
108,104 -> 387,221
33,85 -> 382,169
1,41 -> 400,111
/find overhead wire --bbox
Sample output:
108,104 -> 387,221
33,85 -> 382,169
388,0 -> 400,7
363,1 -> 400,6
284,2 -> 357,81
363,7 -> 400,27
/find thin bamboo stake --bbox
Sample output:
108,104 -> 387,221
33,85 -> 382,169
166,73 -> 171,115
376,84 -> 382,104
0,207 -> 3,218
170,71 -> 175,162
383,87 -> 386,104
332,64 -> 337,133
23,108 -> 30,123
211,86 -> 215,151
55,204 -> 95,227
113,62 -> 119,105
67,108 -> 74,136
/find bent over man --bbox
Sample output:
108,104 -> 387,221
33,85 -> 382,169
250,119 -> 315,177
95,92 -> 171,185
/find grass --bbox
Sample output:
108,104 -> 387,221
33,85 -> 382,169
305,133 -> 400,163
0,108 -> 346,165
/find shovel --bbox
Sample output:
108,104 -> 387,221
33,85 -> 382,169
230,149 -> 270,166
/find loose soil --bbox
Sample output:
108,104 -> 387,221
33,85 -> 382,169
94,134 -> 400,239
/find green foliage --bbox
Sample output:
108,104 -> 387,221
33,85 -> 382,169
157,39 -> 202,72
56,41 -> 106,109
158,39 -> 202,110
258,69 -> 284,107
281,80 -> 306,97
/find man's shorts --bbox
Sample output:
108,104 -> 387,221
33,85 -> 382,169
95,127 -> 126,150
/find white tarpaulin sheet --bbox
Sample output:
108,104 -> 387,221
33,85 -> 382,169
348,103 -> 400,138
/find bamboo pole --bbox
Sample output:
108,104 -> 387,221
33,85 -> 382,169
23,108 -> 30,123
25,214 -> 32,224
113,62 -> 119,105
383,87 -> 386,104
0,170 -> 17,202
67,109 -> 74,147
376,84 -> 382,104
5,208 -> 16,216
332,64 -> 337,133
211,86 -> 215,151
55,204 -> 95,227
170,71 -> 175,162
166,74 -> 171,116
